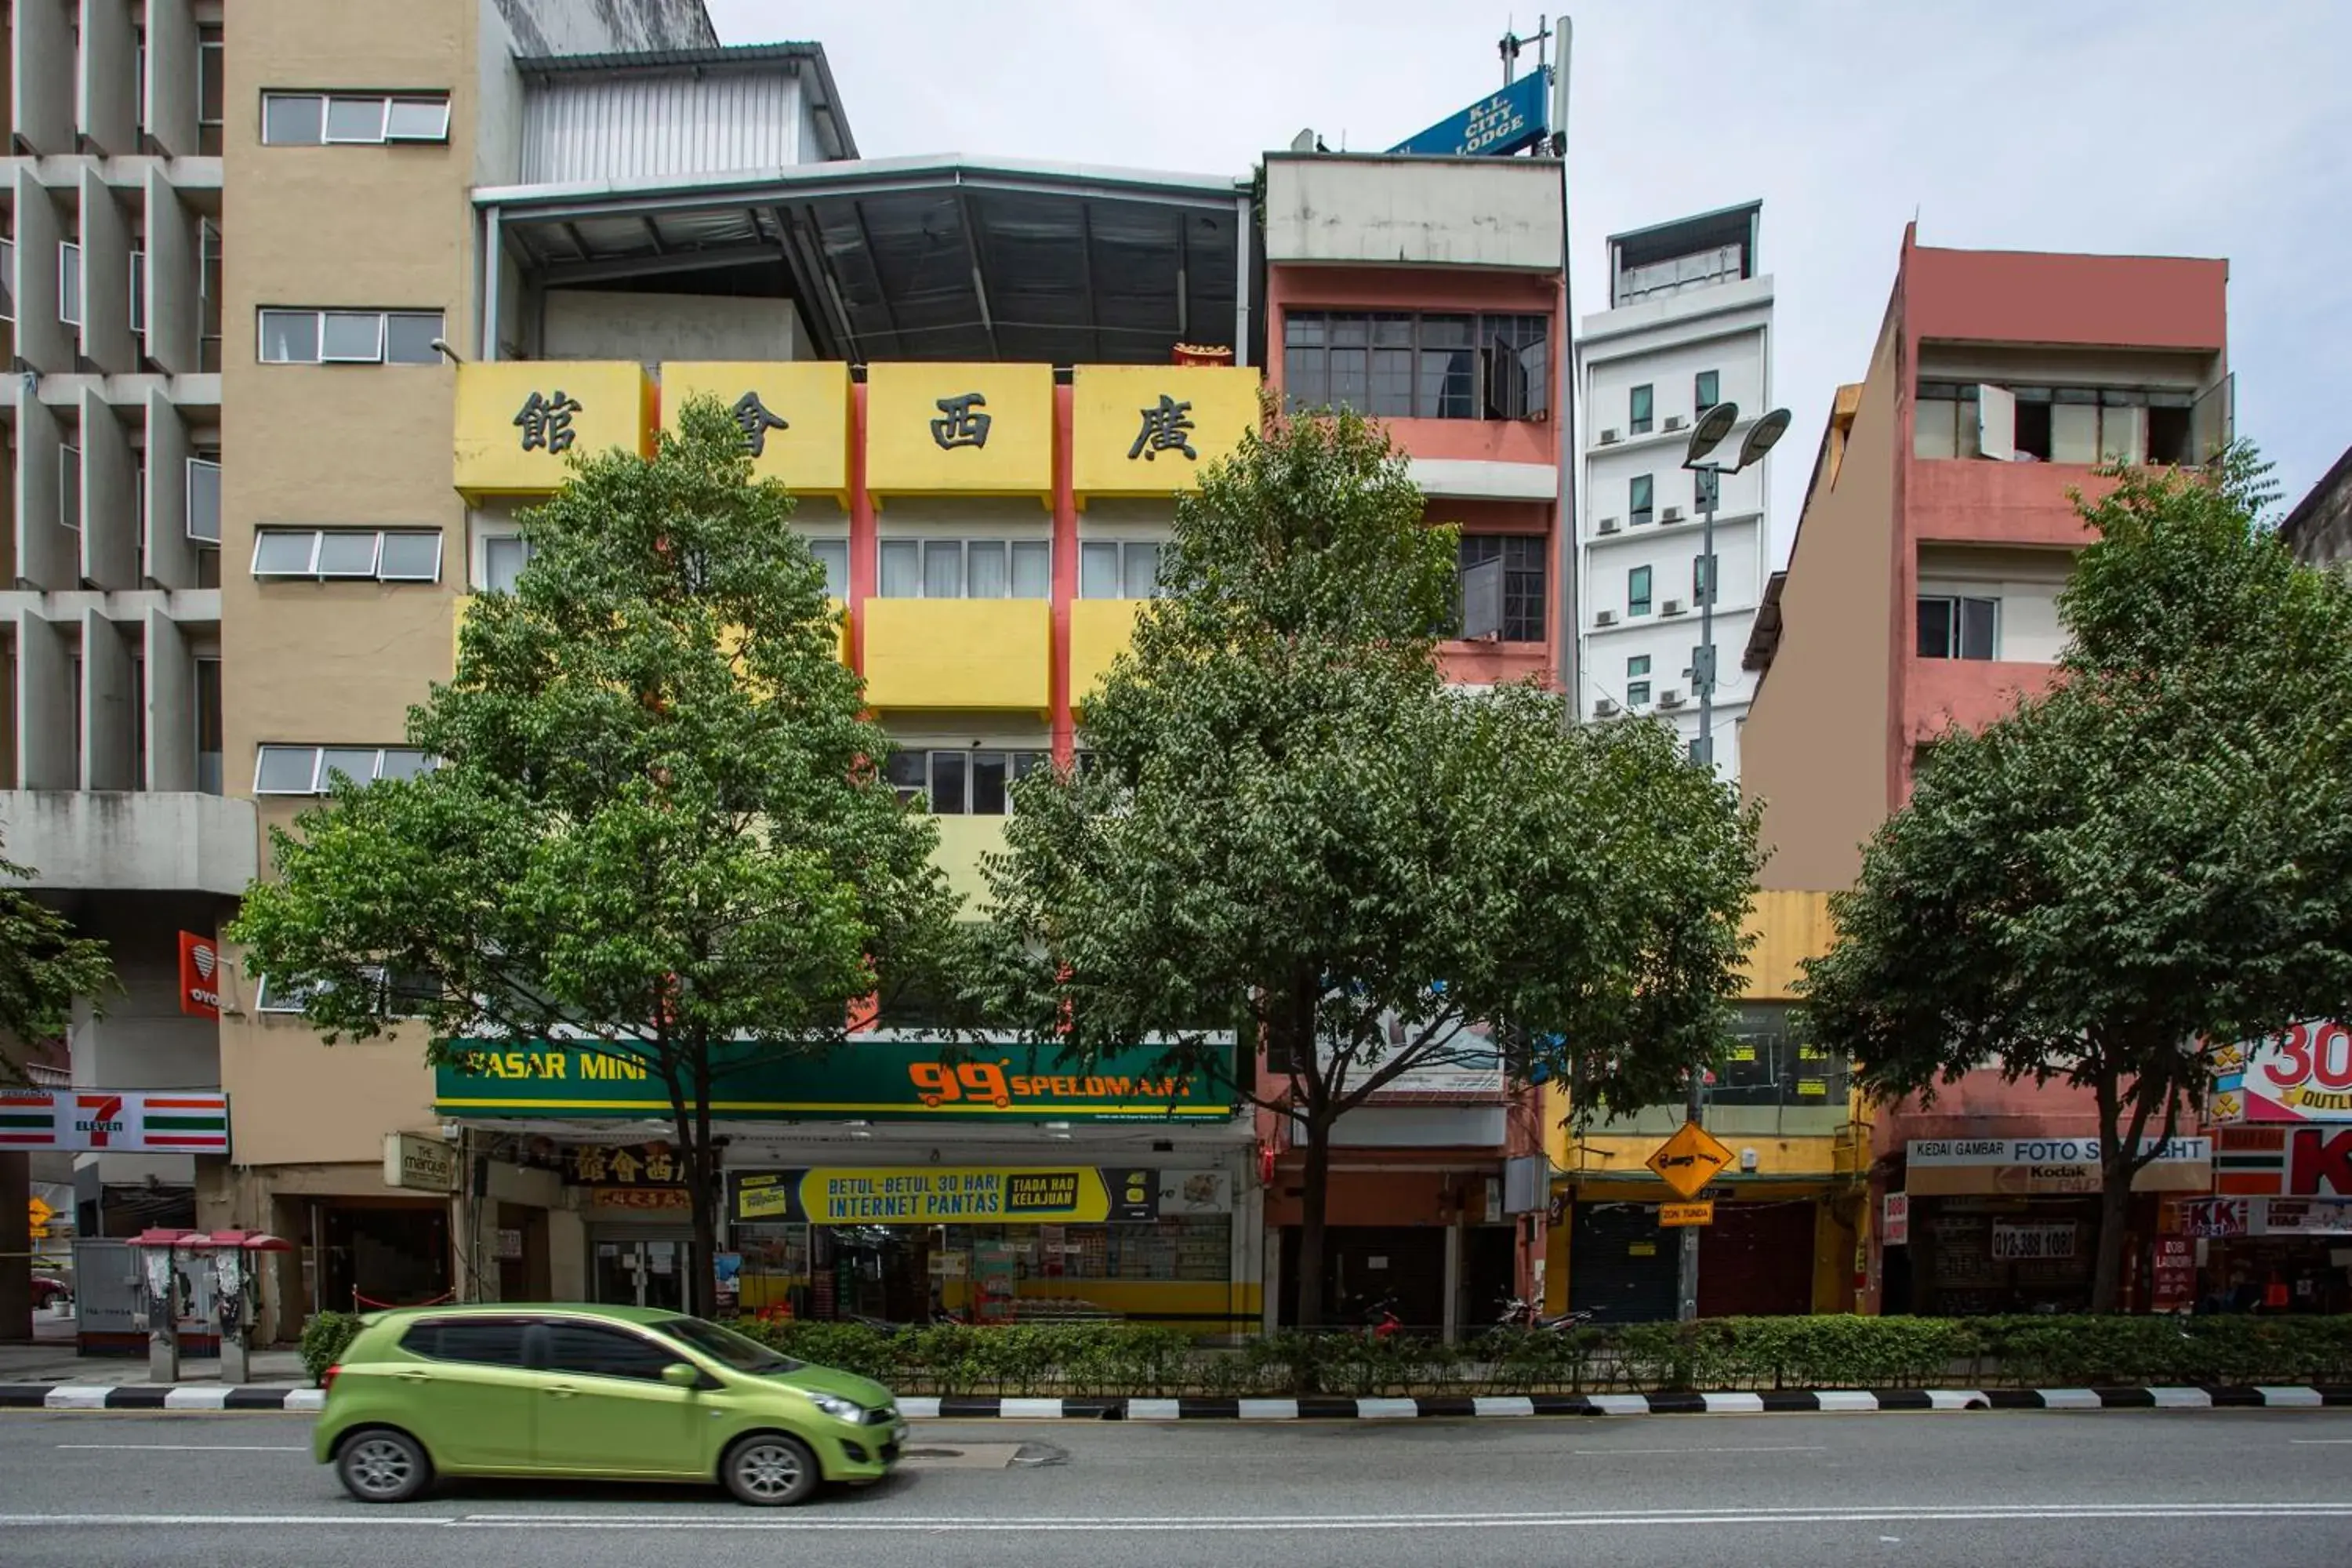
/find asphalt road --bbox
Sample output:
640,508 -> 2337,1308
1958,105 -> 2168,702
3,1408 -> 2350,1567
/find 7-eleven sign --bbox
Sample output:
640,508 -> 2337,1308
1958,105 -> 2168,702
73,1094 -> 127,1146
0,1091 -> 227,1153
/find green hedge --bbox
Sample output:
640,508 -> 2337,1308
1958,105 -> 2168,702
730,1314 -> 2352,1396
300,1311 -> 366,1386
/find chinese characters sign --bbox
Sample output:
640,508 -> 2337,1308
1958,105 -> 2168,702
1071,365 -> 1260,497
866,362 -> 1052,495
563,1141 -> 684,1188
728,1166 -> 1161,1226
455,361 -> 651,497
661,363 -> 850,495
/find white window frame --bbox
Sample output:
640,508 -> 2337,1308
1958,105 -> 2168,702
1918,594 -> 2001,662
876,537 -> 1051,600
0,238 -> 15,324
258,307 -> 444,365
252,744 -> 437,796
58,241 -> 82,328
884,747 -> 1052,815
186,456 -> 222,543
1078,539 -> 1167,601
59,445 -> 82,532
254,527 -> 444,583
129,248 -> 146,336
262,92 -> 452,147
476,530 -> 535,593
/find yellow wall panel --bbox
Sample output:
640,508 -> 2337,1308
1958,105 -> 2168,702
862,599 -> 1051,710
1072,365 -> 1260,499
865,362 -> 1053,498
454,361 -> 650,497
660,361 -> 851,498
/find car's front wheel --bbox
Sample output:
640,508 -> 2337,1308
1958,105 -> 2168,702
721,1432 -> 820,1507
335,1428 -> 433,1504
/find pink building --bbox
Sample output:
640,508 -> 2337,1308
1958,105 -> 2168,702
1741,223 -> 2233,1313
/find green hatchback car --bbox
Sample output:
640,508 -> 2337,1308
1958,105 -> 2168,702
313,1303 -> 905,1506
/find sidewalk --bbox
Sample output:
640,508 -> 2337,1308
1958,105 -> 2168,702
0,1337 -> 307,1387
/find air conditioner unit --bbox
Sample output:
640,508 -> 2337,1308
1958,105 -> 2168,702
1662,598 -> 1686,616
1593,698 -> 1620,717
1665,415 -> 1688,432
1662,506 -> 1684,523
1597,517 -> 1621,535
1659,689 -> 1686,709
1595,609 -> 1617,626
1599,428 -> 1622,445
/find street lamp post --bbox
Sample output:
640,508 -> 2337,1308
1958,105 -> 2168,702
1673,397 -> 1790,1323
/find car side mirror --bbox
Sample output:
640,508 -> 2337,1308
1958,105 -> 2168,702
661,1362 -> 703,1390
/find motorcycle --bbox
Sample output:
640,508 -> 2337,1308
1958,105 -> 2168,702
1495,1294 -> 1593,1333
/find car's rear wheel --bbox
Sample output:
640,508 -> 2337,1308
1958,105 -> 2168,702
336,1428 -> 432,1504
721,1432 -> 820,1507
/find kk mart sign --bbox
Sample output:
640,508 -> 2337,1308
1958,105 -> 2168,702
0,1090 -> 229,1154
729,1165 -> 1162,1226
434,1036 -> 1234,1123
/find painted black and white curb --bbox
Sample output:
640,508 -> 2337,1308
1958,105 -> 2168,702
4,1384 -> 2347,1417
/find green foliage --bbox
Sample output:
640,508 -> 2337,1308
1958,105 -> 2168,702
1803,446 -> 2352,1309
300,1311 -> 365,1386
723,1314 -> 2352,1396
0,840 -> 115,1081
972,405 -> 1760,1329
227,397 -> 960,1312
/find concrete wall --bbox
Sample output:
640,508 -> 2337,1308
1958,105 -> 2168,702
1742,313 -> 1900,891
2283,447 -> 2352,568
1263,155 -> 1564,273
0,790 -> 257,895
487,0 -> 714,56
1905,242 -> 2227,353
543,290 -> 806,366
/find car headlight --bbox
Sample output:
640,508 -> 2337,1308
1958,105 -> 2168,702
805,1392 -> 864,1421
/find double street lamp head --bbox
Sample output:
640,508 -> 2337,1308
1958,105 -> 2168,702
1682,400 -> 1793,474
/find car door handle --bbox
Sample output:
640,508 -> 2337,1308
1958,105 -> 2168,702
392,1370 -> 432,1384
545,1385 -> 579,1399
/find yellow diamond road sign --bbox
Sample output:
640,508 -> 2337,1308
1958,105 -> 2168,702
1646,1120 -> 1735,1200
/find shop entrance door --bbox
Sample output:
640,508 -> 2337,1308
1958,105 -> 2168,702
593,1236 -> 692,1311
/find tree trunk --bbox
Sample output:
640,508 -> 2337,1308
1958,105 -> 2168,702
2090,1161 -> 2132,1314
686,1047 -> 720,1319
1295,1117 -> 1333,1331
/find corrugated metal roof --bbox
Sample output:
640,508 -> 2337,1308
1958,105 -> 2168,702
521,67 -> 804,184
510,40 -> 861,162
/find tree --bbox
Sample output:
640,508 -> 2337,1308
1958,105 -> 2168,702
1802,451 -> 2352,1311
230,398 -> 958,1316
0,839 -> 114,1083
975,406 -> 1761,1330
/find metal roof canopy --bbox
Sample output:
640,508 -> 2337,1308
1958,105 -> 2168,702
477,155 -> 1251,367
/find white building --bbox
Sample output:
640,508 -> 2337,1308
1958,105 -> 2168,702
1575,204 -> 1773,779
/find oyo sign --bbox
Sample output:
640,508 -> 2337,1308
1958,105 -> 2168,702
178,931 -> 221,1020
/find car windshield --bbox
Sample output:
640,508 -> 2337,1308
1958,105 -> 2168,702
650,1316 -> 802,1374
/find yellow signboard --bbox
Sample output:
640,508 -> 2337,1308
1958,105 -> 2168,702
1646,1120 -> 1735,1200
453,361 -> 652,497
1070,365 -> 1261,499
728,1165 -> 1160,1226
27,1196 -> 55,1239
865,362 -> 1053,498
1659,1200 -> 1715,1227
660,361 -> 851,498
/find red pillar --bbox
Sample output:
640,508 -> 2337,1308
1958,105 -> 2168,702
1051,379 -> 1078,765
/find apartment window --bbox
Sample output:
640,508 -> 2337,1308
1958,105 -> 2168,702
59,447 -> 82,532
135,34 -> 147,132
262,92 -> 454,146
481,535 -> 535,593
58,243 -> 82,328
253,744 -> 436,796
1629,384 -> 1653,435
1079,540 -> 1163,600
801,537 -> 849,598
1456,535 -> 1546,643
1630,474 -> 1654,528
1626,655 -> 1651,709
253,528 -> 443,583
1695,369 -> 1722,414
129,250 -> 145,336
196,658 -> 223,795
186,458 -> 222,543
876,539 -> 1050,599
1693,554 -> 1719,605
198,27 -> 225,155
1917,596 -> 1998,661
1,238 -> 15,323
884,749 -> 1051,814
256,964 -> 430,1017
1628,564 -> 1653,617
259,309 -> 444,365
199,221 -> 223,372
1282,310 -> 1546,420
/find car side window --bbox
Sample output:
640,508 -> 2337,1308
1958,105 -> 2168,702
543,1322 -> 682,1382
399,1319 -> 530,1367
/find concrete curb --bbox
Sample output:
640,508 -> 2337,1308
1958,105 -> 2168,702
3,1384 -> 2346,1417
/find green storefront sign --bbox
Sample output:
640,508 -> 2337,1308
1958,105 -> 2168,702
433,1036 -> 1233,1123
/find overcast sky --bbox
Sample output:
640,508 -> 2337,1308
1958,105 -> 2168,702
706,0 -> 2350,557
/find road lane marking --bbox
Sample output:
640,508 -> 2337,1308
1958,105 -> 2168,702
6,1502 -> 2352,1533
2289,1438 -> 2352,1444
53,1443 -> 307,1452
1568,1445 -> 1827,1456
